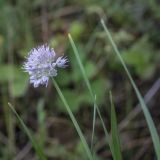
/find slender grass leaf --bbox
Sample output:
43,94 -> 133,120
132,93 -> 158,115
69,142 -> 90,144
91,95 -> 97,153
52,78 -> 93,160
101,19 -> 160,160
68,34 -> 93,99
96,106 -> 113,155
8,103 -> 47,160
68,34 -> 114,155
110,92 -> 122,160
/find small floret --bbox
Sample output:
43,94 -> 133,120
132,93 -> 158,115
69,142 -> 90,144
23,45 -> 68,87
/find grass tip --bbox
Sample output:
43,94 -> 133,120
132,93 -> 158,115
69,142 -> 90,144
68,33 -> 71,38
8,102 -> 12,108
100,19 -> 105,24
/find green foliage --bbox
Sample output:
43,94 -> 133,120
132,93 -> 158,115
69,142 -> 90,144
56,77 -> 107,113
122,36 -> 155,79
56,89 -> 82,112
0,65 -> 28,97
69,22 -> 85,40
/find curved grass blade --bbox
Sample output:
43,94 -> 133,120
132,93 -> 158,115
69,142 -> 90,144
8,103 -> 47,160
110,92 -> 122,160
68,34 -> 113,155
101,19 -> 160,160
68,34 -> 93,98
52,78 -> 93,160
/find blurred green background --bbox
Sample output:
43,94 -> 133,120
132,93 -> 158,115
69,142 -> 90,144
0,0 -> 160,159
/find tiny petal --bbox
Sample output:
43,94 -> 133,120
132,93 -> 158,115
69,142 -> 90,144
56,56 -> 68,68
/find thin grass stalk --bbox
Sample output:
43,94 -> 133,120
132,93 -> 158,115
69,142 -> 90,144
68,34 -> 114,155
8,103 -> 47,160
91,95 -> 97,153
110,91 -> 122,160
101,19 -> 160,160
52,78 -> 93,160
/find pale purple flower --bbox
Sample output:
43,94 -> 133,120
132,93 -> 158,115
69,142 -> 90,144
23,45 -> 68,88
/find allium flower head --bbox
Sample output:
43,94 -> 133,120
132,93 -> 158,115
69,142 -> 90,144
23,45 -> 68,88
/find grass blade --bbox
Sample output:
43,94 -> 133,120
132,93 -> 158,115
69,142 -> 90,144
8,103 -> 47,160
68,34 -> 113,155
68,34 -> 93,99
96,106 -> 113,154
91,95 -> 97,153
110,92 -> 122,160
101,19 -> 160,160
52,78 -> 93,160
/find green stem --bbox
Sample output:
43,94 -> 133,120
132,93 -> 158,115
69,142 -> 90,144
52,78 -> 93,160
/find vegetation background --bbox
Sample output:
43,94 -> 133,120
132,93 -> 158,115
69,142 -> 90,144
0,0 -> 160,159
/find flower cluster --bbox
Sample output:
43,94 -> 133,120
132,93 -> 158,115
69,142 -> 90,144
23,45 -> 68,88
